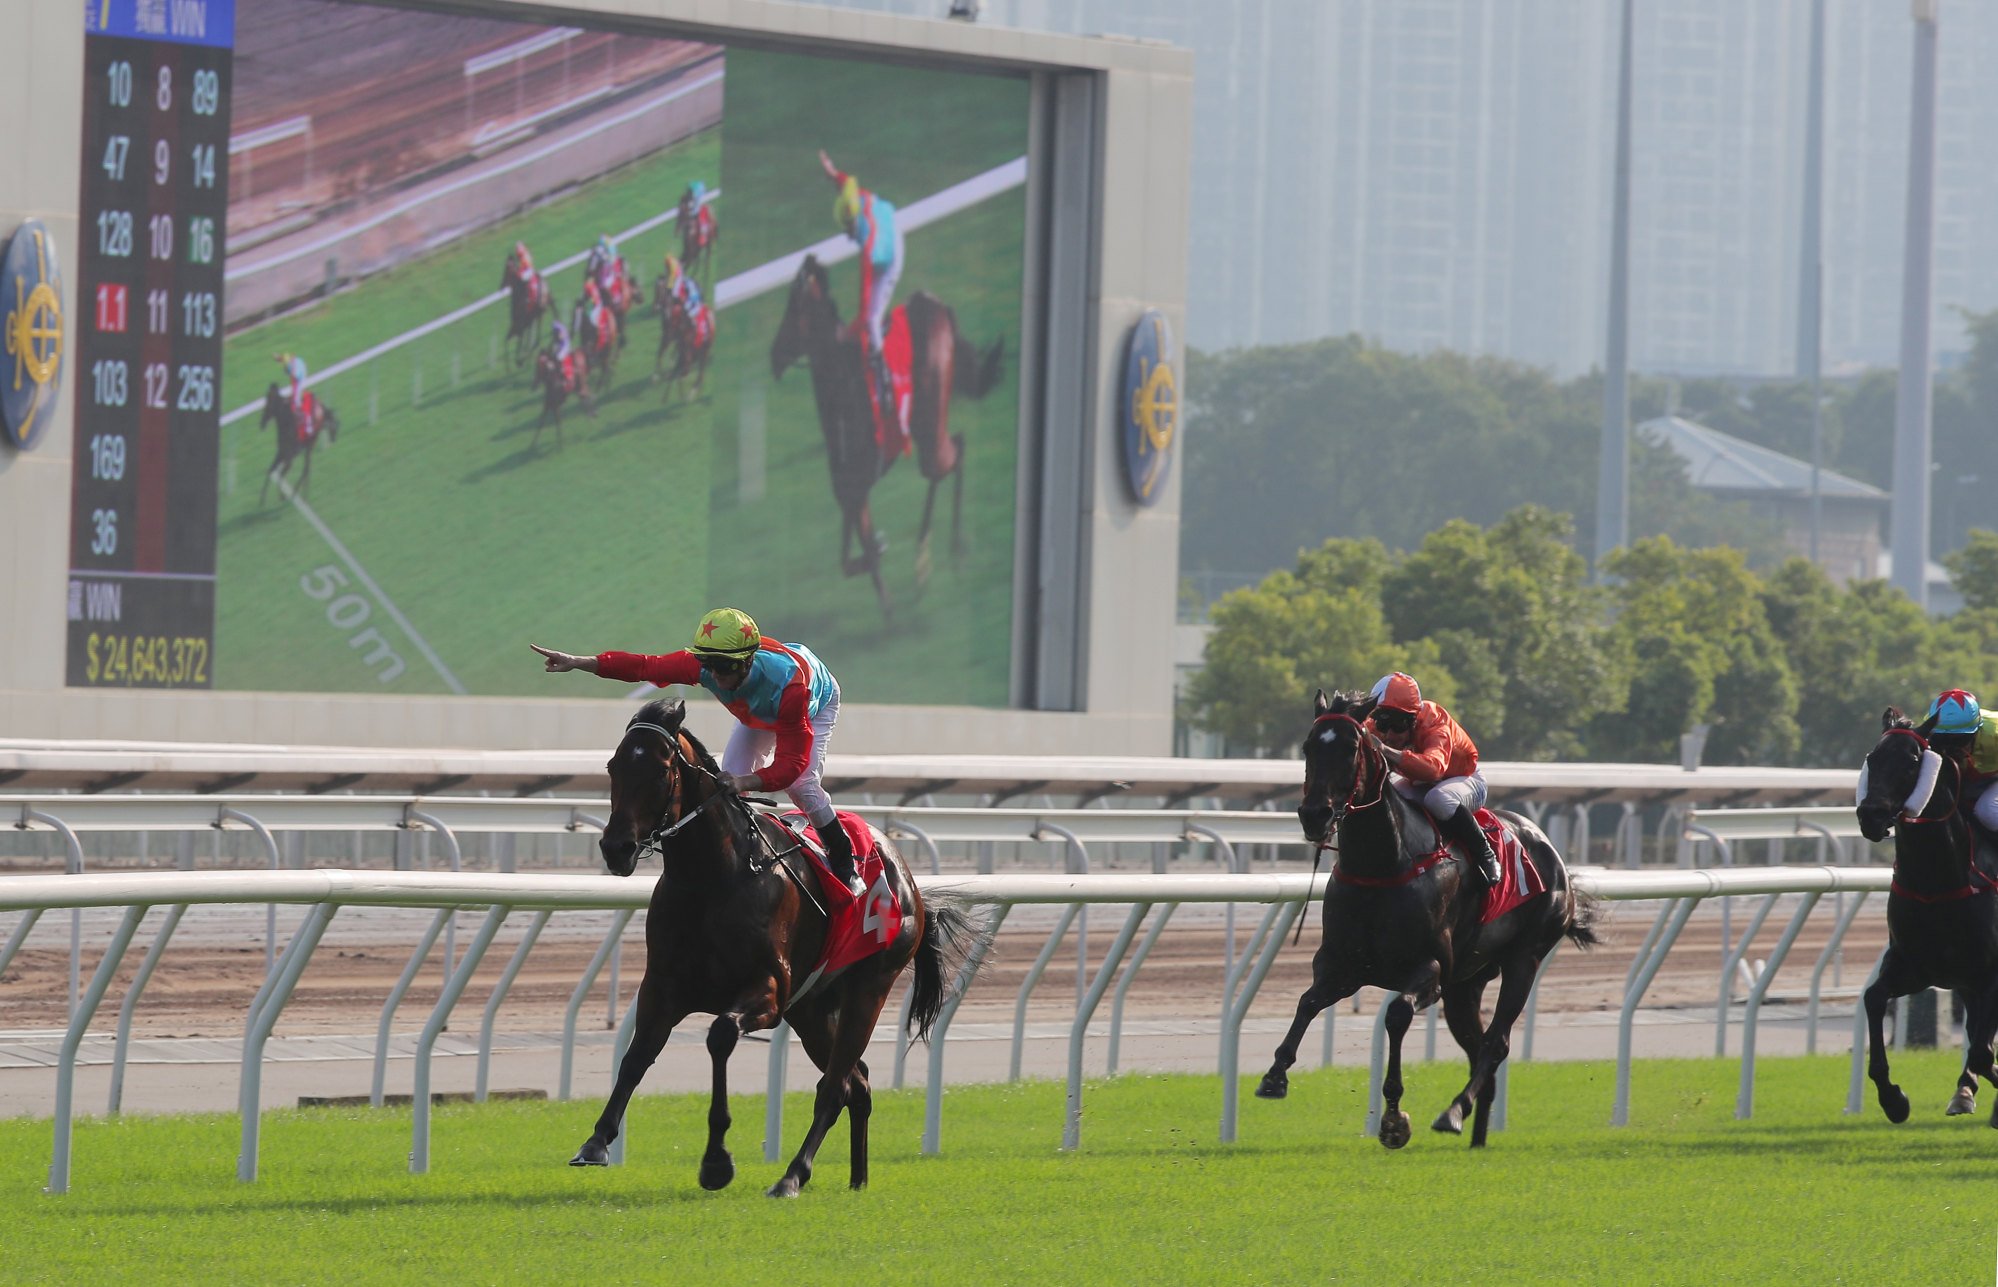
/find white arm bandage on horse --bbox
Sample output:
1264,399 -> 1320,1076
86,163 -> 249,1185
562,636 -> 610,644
1903,749 -> 1943,817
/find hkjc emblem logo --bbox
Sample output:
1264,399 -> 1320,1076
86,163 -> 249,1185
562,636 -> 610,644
3,219 -> 65,452
1120,309 -> 1176,506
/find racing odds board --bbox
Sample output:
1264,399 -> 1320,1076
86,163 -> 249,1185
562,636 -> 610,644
67,0 -> 233,688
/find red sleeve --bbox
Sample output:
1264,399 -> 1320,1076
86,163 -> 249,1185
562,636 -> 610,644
753,682 -> 816,792
595,650 -> 704,687
1395,708 -> 1453,783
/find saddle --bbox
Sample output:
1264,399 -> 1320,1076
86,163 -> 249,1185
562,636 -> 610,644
294,391 -> 320,444
1467,808 -> 1545,924
769,809 -> 904,979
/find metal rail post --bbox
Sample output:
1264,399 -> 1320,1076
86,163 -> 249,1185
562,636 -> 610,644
890,821 -> 942,875
1521,941 -> 1560,1061
410,905 -> 510,1174
0,909 -> 46,982
570,812 -> 616,1028
763,1019 -> 789,1164
1106,903 -> 1177,1074
109,903 -> 187,1113
21,809 -> 84,1014
1218,899 -> 1304,1144
559,908 -> 633,1100
1010,903 -> 1083,1080
1806,889 -> 1869,1054
407,809 -> 466,976
47,904 -> 147,1195
1364,995 -> 1391,1136
1221,901 -> 1283,1029
1612,896 -> 1700,1126
371,909 -> 452,1107
1715,892 -> 1779,1056
239,903 -> 337,1182
892,982 -> 917,1089
476,909 -> 551,1101
218,808 -> 283,982
1736,891 -> 1823,1118
1034,823 -> 1090,1006
1064,902 -> 1152,1149
1185,822 -> 1241,1017
924,904 -> 1009,1156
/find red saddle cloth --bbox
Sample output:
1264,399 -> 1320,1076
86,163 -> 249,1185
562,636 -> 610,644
295,391 -> 320,444
869,308 -> 914,461
780,810 -> 905,974
1472,808 -> 1546,924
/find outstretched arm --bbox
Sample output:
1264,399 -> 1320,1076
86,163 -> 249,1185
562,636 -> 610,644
818,148 -> 846,187
531,644 -> 599,674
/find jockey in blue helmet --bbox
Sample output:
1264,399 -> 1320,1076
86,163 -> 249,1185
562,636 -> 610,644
1928,689 -> 1998,835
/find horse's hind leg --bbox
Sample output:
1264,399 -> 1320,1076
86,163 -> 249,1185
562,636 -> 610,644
571,981 -> 685,1166
846,1057 -> 873,1190
1432,980 -> 1490,1136
1865,951 -> 1917,1124
914,476 -> 941,594
698,1013 -> 742,1190
949,432 -> 966,563
1461,958 -> 1538,1147
769,981 -> 889,1198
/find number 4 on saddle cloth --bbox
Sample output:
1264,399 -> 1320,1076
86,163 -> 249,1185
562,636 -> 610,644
776,810 -> 905,976
1472,809 -> 1545,924
295,391 -> 322,444
868,308 -> 914,463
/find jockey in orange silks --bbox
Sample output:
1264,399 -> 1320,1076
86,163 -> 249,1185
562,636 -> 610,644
1364,672 -> 1502,889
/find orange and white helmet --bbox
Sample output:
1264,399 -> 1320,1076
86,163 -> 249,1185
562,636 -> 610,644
1369,672 -> 1422,714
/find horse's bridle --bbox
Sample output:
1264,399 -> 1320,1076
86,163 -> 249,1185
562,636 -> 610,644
1306,712 -> 1388,822
622,721 -> 774,872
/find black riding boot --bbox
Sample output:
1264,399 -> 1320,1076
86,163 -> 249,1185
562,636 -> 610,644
1440,807 -> 1502,891
817,815 -> 867,897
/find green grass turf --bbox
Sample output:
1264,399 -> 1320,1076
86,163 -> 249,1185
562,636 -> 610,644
2,1053 -> 1990,1283
705,50 -> 1030,707
213,133 -> 721,696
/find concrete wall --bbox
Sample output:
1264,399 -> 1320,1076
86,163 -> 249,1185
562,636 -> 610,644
0,0 -> 1191,756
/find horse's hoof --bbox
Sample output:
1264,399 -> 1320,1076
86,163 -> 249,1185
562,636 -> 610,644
1379,1110 -> 1412,1150
1431,1106 -> 1464,1136
1254,1073 -> 1288,1100
1946,1089 -> 1977,1117
569,1138 -> 610,1167
698,1150 -> 735,1191
765,1177 -> 802,1199
1881,1087 -> 1911,1124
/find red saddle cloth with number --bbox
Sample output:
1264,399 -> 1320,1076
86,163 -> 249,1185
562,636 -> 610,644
779,810 -> 904,974
870,308 -> 914,461
1472,808 -> 1546,924
295,391 -> 320,444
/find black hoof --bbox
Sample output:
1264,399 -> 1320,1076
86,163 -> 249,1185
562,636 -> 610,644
1946,1089 -> 1977,1117
698,1150 -> 735,1191
766,1176 -> 802,1199
1881,1087 -> 1911,1124
569,1137 -> 611,1167
1379,1110 -> 1411,1150
1431,1106 -> 1464,1136
1254,1073 -> 1288,1100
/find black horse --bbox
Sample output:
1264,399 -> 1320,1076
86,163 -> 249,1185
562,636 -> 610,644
257,383 -> 339,506
571,699 -> 975,1196
1854,707 -> 1998,1123
1257,689 -> 1598,1147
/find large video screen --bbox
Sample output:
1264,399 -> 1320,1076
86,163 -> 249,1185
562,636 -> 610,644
67,0 -> 1029,706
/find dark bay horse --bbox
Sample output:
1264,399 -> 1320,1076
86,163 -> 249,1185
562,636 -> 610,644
500,258 -> 549,368
1258,689 -> 1598,1147
1854,707 -> 1998,1124
571,699 -> 974,1196
532,349 -> 590,450
257,383 -> 339,506
769,254 -> 1004,619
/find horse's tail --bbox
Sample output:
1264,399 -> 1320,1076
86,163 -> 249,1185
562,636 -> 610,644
952,326 -> 1005,401
906,899 -> 981,1042
1563,883 -> 1602,951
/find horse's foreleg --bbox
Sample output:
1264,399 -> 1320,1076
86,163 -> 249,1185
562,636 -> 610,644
1257,967 -> 1356,1100
1865,952 -> 1914,1124
1378,994 -> 1417,1149
950,433 -> 967,563
571,983 -> 684,1166
915,476 -> 941,594
699,1013 -> 742,1190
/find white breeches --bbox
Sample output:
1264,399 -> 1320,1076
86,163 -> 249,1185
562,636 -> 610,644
720,682 -> 841,823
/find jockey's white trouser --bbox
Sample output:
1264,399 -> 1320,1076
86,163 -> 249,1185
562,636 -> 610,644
721,680 -> 842,826
864,237 -> 904,354
1392,770 -> 1487,820
1974,778 -> 1998,832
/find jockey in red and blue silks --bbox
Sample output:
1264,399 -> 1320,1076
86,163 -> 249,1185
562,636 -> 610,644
819,148 -> 903,446
531,608 -> 861,894
663,253 -> 703,316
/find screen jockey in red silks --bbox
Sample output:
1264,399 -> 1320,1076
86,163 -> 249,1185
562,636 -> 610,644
1364,671 -> 1504,890
819,148 -> 905,453
530,608 -> 865,896
275,352 -> 313,439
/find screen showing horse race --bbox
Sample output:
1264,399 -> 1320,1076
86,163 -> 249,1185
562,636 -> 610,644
64,0 -> 1030,707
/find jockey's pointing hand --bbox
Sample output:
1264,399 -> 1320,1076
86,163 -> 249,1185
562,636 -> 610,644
531,644 -> 597,674
818,148 -> 840,182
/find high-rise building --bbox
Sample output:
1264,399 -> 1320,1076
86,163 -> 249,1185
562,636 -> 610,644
808,0 -> 1998,376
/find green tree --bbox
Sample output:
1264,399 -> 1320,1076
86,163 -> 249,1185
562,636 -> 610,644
1944,529 -> 1998,613
1378,507 -> 1616,759
1592,539 -> 1799,764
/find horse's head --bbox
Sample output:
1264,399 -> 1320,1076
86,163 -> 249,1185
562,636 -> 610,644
1856,706 -> 1944,843
261,383 -> 284,425
1298,688 -> 1383,844
601,698 -> 695,877
770,255 -> 833,381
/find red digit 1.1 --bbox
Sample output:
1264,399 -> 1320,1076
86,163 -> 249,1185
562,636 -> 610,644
95,284 -> 128,334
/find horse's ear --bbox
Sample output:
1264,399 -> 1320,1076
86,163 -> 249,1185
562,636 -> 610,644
1882,706 -> 1903,731
1352,694 -> 1378,722
1312,689 -> 1331,717
661,699 -> 686,729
